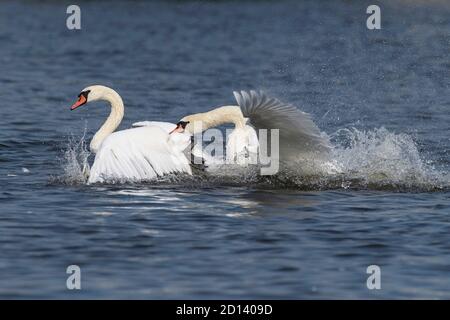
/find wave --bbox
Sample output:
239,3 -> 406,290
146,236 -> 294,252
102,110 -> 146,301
53,127 -> 449,192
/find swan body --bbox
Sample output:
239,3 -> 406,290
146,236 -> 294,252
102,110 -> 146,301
88,126 -> 191,183
70,85 -> 192,183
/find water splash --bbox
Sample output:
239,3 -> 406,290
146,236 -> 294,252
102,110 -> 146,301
53,127 -> 449,191
56,129 -> 91,185
208,127 -> 449,191
327,127 -> 449,191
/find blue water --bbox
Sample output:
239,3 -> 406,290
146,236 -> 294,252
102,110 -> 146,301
0,0 -> 449,299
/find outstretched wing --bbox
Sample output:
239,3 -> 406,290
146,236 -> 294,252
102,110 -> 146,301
234,90 -> 331,162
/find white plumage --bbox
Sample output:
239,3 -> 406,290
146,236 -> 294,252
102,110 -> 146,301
234,90 -> 331,163
88,126 -> 191,183
226,125 -> 259,165
131,121 -> 176,132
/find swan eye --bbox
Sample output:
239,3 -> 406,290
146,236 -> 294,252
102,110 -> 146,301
78,90 -> 91,99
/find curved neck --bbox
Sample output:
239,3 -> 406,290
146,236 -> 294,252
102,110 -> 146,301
90,91 -> 124,153
185,105 -> 246,134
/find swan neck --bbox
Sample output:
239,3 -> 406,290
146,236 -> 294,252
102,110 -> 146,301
90,91 -> 124,153
189,105 -> 245,133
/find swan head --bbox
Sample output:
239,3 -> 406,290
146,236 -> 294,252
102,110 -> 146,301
70,85 -> 115,110
170,117 -> 207,135
169,120 -> 190,134
174,106 -> 246,135
172,114 -> 207,135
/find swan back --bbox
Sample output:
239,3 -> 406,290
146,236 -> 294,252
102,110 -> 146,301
132,121 -> 176,132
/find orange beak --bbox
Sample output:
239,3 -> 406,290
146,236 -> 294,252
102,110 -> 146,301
70,95 -> 87,110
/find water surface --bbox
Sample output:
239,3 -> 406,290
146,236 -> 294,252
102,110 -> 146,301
0,0 -> 449,299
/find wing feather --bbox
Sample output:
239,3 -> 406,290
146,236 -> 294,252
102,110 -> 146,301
88,126 -> 191,183
234,90 -> 331,162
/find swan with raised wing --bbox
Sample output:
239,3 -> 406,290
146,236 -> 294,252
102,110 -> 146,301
172,90 -> 333,173
69,85 -> 193,184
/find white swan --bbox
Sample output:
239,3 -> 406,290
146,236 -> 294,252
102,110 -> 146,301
70,85 -> 193,184
173,90 -> 332,171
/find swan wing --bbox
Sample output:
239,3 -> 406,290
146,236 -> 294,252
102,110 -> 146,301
234,90 -> 331,162
131,121 -> 177,133
132,121 -> 213,169
88,126 -> 191,183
